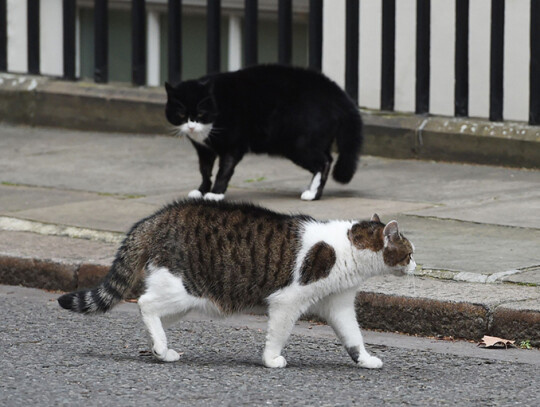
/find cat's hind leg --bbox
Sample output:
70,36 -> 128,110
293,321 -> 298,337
301,160 -> 331,201
138,306 -> 181,362
138,265 -> 196,362
311,290 -> 383,369
289,151 -> 332,201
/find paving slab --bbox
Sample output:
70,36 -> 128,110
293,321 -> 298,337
0,125 -> 200,195
407,194 -> 540,229
9,198 -> 158,233
236,155 -> 540,204
0,230 -> 115,265
224,188 -> 433,220
503,268 -> 540,285
2,124 -> 539,202
495,299 -> 540,313
361,274 -> 540,305
392,215 -> 540,276
0,184 -> 101,213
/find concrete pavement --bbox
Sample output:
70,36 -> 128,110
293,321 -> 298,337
0,123 -> 539,345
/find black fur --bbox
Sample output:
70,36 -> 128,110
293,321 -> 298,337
165,64 -> 363,200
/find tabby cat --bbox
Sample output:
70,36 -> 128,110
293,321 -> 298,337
165,64 -> 363,201
58,200 -> 415,369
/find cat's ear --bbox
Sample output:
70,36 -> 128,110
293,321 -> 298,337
165,82 -> 174,94
383,221 -> 399,239
371,213 -> 381,223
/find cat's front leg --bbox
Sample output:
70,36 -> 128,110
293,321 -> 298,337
263,299 -> 304,368
312,290 -> 383,369
204,153 -> 242,201
190,142 -> 216,198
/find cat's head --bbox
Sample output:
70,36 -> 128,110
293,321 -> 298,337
165,80 -> 217,142
348,214 -> 416,275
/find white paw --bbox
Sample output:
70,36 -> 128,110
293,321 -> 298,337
187,190 -> 203,199
153,348 -> 180,362
263,355 -> 287,368
357,355 -> 383,369
204,192 -> 225,201
161,349 -> 181,362
301,190 -> 317,201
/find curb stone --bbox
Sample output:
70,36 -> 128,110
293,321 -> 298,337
355,292 -> 488,340
1,252 -> 538,346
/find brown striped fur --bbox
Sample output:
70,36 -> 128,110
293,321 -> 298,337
382,221 -> 414,267
347,215 -> 413,269
138,200 -> 310,313
347,220 -> 385,252
58,200 -> 312,315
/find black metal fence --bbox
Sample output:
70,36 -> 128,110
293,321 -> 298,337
0,0 -> 539,125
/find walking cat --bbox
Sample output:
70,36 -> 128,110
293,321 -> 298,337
165,64 -> 363,201
58,200 -> 415,369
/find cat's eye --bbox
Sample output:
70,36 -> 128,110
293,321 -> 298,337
178,113 -> 186,119
197,113 -> 204,118
399,253 -> 412,263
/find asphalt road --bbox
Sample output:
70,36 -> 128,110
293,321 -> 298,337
1,285 -> 539,407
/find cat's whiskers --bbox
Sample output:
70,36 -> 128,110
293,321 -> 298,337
407,273 -> 417,297
168,125 -> 186,138
209,126 -> 225,135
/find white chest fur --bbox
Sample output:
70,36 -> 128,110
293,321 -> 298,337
178,120 -> 213,143
294,220 -> 387,293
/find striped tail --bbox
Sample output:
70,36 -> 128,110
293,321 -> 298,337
58,225 -> 148,314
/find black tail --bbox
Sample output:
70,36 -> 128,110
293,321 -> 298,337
332,111 -> 363,184
58,225 -> 148,314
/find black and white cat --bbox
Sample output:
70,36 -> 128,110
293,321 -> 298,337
58,200 -> 416,369
165,64 -> 363,201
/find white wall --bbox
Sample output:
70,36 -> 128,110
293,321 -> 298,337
7,0 -> 63,76
147,10 -> 161,87
7,0 -> 27,73
227,14 -> 242,72
430,0 -> 455,116
359,0 -> 381,110
3,0 -> 534,122
40,0 -> 63,77
322,0 -> 346,88
469,0 -> 491,119
394,0 -> 416,113
320,0 -> 533,121
504,0 -> 530,122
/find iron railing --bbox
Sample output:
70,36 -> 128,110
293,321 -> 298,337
0,0 -> 539,125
